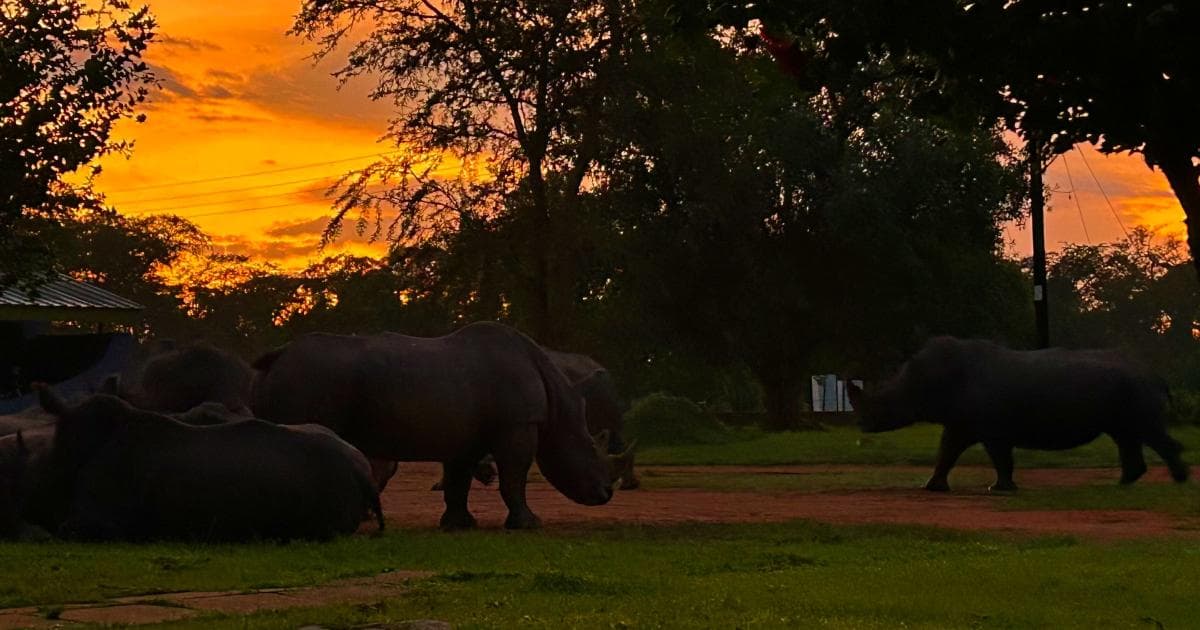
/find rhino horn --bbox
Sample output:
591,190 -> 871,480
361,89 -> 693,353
15,431 -> 27,457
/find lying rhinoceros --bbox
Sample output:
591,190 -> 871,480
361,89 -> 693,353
112,341 -> 254,415
28,387 -> 382,541
849,336 -> 1188,492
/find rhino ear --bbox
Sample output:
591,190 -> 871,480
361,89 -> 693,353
592,429 -> 610,457
34,383 -> 68,417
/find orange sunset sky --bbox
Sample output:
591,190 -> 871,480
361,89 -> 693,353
92,1 -> 1190,269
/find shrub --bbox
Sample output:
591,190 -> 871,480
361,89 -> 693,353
624,393 -> 734,447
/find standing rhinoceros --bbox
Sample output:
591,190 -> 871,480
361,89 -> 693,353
29,387 -> 382,542
113,342 -> 254,414
425,348 -> 639,493
250,321 -> 613,530
849,336 -> 1189,492
543,349 -> 638,489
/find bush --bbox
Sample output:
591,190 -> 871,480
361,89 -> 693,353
624,393 -> 735,447
1168,389 -> 1200,426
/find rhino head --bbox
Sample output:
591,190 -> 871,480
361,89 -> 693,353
848,380 -> 918,433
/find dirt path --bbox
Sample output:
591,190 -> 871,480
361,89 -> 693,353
380,463 -> 1200,540
2,463 -> 1192,628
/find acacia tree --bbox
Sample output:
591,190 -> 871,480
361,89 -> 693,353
589,16 -> 1026,428
1,0 -> 156,288
291,0 -> 636,345
689,0 -> 1200,275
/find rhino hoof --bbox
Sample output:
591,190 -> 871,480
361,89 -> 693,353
439,511 -> 477,531
430,480 -> 445,491
988,481 -> 1018,493
619,475 -> 641,491
923,478 -> 950,492
504,511 -> 541,530
1170,465 -> 1190,483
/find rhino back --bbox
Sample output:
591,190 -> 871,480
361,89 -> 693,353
253,325 -> 549,461
915,340 -> 1167,447
66,418 -> 371,541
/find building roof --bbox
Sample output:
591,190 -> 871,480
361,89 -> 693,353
0,275 -> 143,323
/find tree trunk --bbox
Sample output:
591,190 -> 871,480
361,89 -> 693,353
1151,147 -> 1200,280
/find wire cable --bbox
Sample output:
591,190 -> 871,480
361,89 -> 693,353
1060,152 -> 1092,243
113,173 -> 342,207
103,151 -> 399,194
1074,146 -> 1131,238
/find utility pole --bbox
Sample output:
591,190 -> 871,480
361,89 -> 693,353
1029,136 -> 1049,349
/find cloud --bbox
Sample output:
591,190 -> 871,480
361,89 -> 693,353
152,65 -> 198,100
206,69 -> 243,82
264,216 -> 334,238
209,229 -> 387,268
158,35 -> 224,53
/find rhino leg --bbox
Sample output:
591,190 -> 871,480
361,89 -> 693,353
1144,433 -> 1189,483
493,425 -> 540,530
1114,438 -> 1148,484
438,459 -> 479,531
983,442 -> 1018,492
925,428 -> 974,492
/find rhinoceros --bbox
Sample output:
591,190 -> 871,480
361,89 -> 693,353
849,336 -> 1189,492
250,321 -> 613,530
29,387 -> 382,541
0,424 -> 54,540
113,342 -> 254,414
426,349 -> 638,492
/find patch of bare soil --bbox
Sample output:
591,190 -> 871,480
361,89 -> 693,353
380,463 -> 1200,541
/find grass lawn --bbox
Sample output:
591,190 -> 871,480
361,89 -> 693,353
0,522 -> 1188,629
639,424 -> 1200,468
1,426 -> 1196,628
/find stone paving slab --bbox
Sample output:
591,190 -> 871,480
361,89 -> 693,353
0,570 -> 434,629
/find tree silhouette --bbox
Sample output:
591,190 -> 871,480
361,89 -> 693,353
291,0 -> 637,345
0,0 -> 156,288
690,1 -> 1200,274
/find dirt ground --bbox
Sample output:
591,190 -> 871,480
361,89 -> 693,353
379,463 -> 1200,541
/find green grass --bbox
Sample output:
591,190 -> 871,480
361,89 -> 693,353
1001,481 -> 1200,517
639,424 -> 1200,468
46,522 -> 1190,629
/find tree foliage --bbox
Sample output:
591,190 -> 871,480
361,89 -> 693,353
291,0 -> 637,344
690,0 -> 1200,273
0,0 -> 156,287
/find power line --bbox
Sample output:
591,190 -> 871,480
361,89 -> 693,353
1074,146 -> 1131,238
124,182 -> 338,215
104,151 -> 400,194
1059,152 -> 1092,243
133,186 -> 394,220
113,173 -> 342,207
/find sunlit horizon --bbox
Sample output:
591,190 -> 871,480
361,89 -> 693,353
91,1 -> 1189,271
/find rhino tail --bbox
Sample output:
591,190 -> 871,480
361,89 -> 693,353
361,473 -> 385,533
251,346 -> 287,372
372,492 -> 385,533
